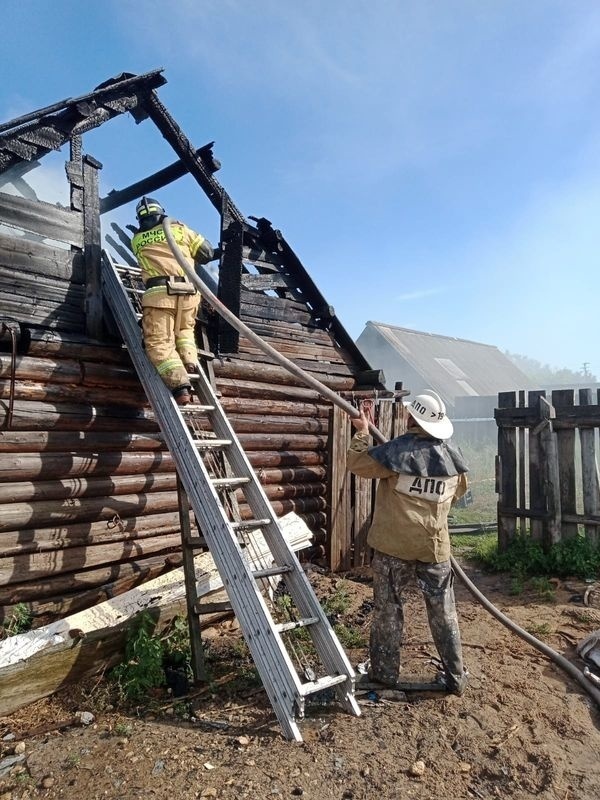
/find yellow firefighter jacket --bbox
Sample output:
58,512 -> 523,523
131,221 -> 208,284
347,432 -> 468,563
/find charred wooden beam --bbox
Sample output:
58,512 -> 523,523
0,70 -> 166,174
99,143 -> 220,214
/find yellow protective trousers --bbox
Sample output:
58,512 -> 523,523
141,288 -> 200,391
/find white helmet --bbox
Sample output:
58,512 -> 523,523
405,390 -> 453,440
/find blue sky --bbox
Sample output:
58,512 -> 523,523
2,0 -> 600,376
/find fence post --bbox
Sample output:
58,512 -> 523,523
537,397 -> 562,548
528,390 -> 546,543
579,388 -> 600,546
497,391 -> 517,551
552,389 -> 578,539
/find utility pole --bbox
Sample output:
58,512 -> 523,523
582,362 -> 591,378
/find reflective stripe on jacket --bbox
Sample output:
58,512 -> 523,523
131,221 -> 206,282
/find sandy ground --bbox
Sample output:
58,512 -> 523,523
1,562 -> 599,800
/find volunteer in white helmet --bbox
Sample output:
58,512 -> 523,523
346,390 -> 470,694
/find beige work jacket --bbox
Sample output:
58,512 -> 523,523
347,432 -> 468,563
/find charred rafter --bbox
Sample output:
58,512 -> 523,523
0,70 -> 166,175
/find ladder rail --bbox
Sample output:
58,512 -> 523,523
101,251 -> 360,738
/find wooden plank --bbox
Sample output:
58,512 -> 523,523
352,473 -> 372,568
0,233 -> 83,281
241,274 -> 291,290
0,193 -> 84,247
240,300 -> 312,325
527,390 -> 546,543
518,390 -> 527,537
552,389 -> 578,539
538,396 -> 562,548
497,391 -> 517,551
327,405 -> 352,571
579,388 -> 600,546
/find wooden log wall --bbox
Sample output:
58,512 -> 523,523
0,315 -> 385,626
496,389 -> 600,551
0,193 -> 85,334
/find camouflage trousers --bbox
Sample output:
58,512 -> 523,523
370,550 -> 464,689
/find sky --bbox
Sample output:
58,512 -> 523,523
2,0 -> 600,376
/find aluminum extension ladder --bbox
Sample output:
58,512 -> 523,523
101,251 -> 360,741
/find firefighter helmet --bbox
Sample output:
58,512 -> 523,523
135,196 -> 165,220
405,391 -> 454,440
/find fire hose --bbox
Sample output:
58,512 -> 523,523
161,216 -> 600,709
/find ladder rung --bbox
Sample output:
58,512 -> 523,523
231,518 -> 271,531
299,674 -> 349,697
212,476 -> 251,488
180,404 -> 215,413
194,438 -> 231,449
252,564 -> 292,579
275,616 -> 318,633
115,264 -> 142,274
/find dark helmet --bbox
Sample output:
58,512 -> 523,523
135,196 -> 165,221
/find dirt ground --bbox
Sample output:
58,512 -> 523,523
1,560 -> 600,800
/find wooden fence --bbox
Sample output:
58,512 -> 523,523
327,398 -> 406,571
496,389 -> 600,551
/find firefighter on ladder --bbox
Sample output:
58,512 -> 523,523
131,197 -> 215,406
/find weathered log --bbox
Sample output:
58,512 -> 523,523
1,299 -> 84,331
256,467 -> 327,484
220,396 -> 329,418
0,431 -> 165,454
238,336 -> 349,365
18,328 -> 128,365
0,266 -> 85,302
0,510 -> 187,556
0,490 -> 183,533
0,471 -> 179,504
246,318 -> 334,346
0,532 -> 182,585
238,433 -> 329,451
0,378 -> 147,408
0,354 -> 139,388
0,554 -> 176,608
231,414 -> 328,435
238,496 -> 326,518
0,233 -> 83,282
0,450 -> 174,482
258,482 -> 327,502
246,450 -> 326,467
1,554 -> 174,626
223,350 -> 356,379
0,192 -> 83,247
0,400 -> 158,431
0,513 -> 312,715
214,358 -> 354,390
217,376 -> 322,402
